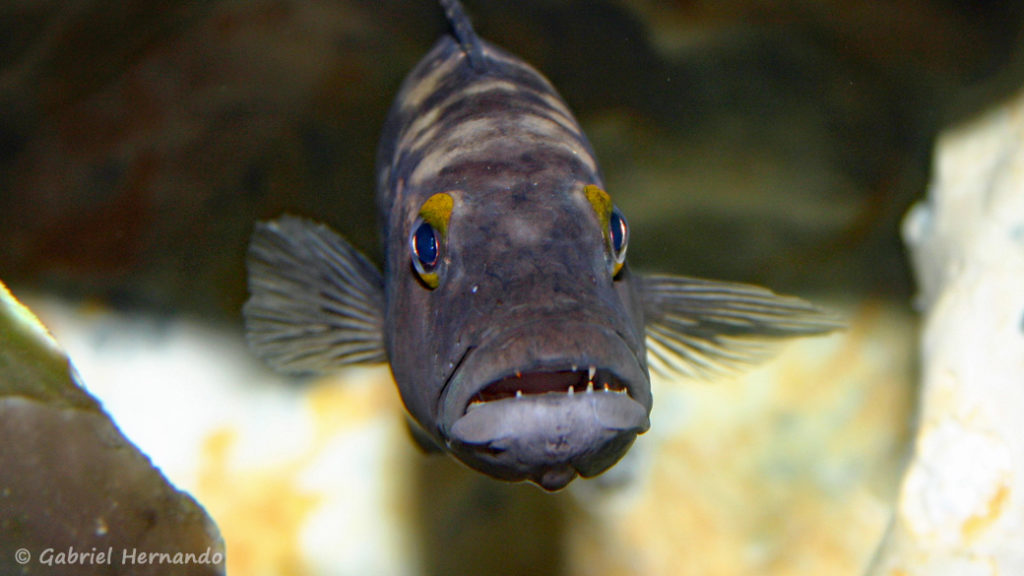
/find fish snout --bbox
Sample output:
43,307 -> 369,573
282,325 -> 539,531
439,321 -> 651,490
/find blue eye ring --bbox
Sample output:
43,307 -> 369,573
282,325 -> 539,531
609,207 -> 628,271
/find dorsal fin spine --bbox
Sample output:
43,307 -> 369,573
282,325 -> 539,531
439,0 -> 486,70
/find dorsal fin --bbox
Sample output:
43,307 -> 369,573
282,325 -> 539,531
439,0 -> 486,70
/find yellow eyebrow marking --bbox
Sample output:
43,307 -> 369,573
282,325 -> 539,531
584,184 -> 612,239
414,192 -> 454,289
584,184 -> 626,277
419,192 -> 454,236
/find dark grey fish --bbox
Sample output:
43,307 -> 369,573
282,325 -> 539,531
243,0 -> 840,491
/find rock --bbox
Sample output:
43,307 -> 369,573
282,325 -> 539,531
869,88 -> 1024,575
0,281 -> 225,576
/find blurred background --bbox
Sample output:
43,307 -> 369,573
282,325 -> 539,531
2,1 -> 1024,574
5,0 -> 1024,317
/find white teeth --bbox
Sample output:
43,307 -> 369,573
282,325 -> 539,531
568,385 -> 575,396
586,381 -> 594,393
515,390 -> 522,399
588,366 -> 596,382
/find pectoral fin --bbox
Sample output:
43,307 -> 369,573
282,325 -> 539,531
243,215 -> 387,374
637,274 -> 842,378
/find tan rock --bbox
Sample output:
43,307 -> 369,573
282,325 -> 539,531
870,88 -> 1024,575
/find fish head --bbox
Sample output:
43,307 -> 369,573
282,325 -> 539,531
385,175 -> 651,490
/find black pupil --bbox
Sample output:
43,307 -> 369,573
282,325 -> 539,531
610,211 -> 627,253
413,221 -> 438,268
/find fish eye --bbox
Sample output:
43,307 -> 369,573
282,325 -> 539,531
412,220 -> 439,271
609,208 -> 628,276
582,185 -> 629,278
609,208 -> 628,260
410,192 -> 454,289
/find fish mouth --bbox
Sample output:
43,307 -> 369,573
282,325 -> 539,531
439,321 -> 651,491
467,366 -> 630,406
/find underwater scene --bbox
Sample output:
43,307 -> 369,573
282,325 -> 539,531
2,1 -> 1023,575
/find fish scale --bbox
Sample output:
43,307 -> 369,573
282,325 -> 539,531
243,0 -> 840,491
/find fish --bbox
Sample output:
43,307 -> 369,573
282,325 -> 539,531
243,0 -> 840,491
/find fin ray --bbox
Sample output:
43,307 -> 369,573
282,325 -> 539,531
244,215 -> 387,374
638,274 -> 842,379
